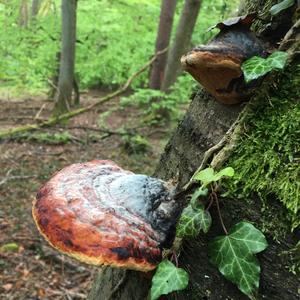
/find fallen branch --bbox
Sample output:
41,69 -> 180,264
0,48 -> 168,140
55,125 -> 136,136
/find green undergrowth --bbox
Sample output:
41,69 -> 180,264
225,64 -> 300,232
0,0 -> 239,95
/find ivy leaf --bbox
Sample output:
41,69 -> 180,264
193,167 -> 235,186
190,187 -> 208,209
193,167 -> 215,186
214,167 -> 235,181
270,0 -> 295,16
241,51 -> 288,83
209,222 -> 268,298
267,51 -> 289,69
150,260 -> 189,300
177,204 -> 212,237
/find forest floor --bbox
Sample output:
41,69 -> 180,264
0,91 -> 178,300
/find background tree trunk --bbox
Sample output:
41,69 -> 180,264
161,0 -> 202,91
87,1 -> 300,299
19,0 -> 29,28
149,0 -> 177,90
31,0 -> 41,19
53,0 -> 77,116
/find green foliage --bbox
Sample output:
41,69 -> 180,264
15,131 -> 73,144
193,167 -> 235,186
0,0 -> 239,95
242,51 -> 288,83
225,66 -> 300,230
270,0 -> 295,15
121,75 -> 197,120
150,260 -> 189,300
0,0 -> 59,93
122,134 -> 150,154
176,203 -> 212,237
209,222 -> 268,298
0,243 -> 19,252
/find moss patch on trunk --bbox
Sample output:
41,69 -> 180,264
225,64 -> 300,234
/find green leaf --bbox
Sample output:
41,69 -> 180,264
214,167 -> 235,181
176,204 -> 212,237
193,168 -> 215,185
193,167 -> 235,186
242,51 -> 288,83
270,0 -> 295,16
0,243 -> 19,252
190,187 -> 208,209
209,222 -> 268,298
150,260 -> 189,300
267,51 -> 289,69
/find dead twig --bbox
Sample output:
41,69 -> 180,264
180,103 -> 250,193
34,103 -> 47,120
0,169 -> 37,187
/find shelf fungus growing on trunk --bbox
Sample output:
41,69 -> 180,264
32,160 -> 180,272
181,14 -> 267,104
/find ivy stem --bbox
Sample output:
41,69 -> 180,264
213,191 -> 228,235
206,193 -> 214,211
172,251 -> 179,267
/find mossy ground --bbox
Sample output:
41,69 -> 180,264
225,63 -> 300,236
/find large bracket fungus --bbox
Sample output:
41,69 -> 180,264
181,14 -> 267,105
32,160 -> 180,272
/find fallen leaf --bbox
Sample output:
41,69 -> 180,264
2,283 -> 13,291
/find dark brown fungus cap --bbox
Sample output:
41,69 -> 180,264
181,14 -> 266,105
32,160 -> 179,272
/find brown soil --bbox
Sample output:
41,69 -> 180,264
0,92 -> 175,299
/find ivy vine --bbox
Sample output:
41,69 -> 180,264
150,167 -> 268,300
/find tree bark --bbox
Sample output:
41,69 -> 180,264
87,1 -> 300,299
31,0 -> 41,19
53,0 -> 77,116
149,0 -> 177,90
161,0 -> 202,91
19,0 -> 29,28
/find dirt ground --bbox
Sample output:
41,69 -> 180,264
0,92 -> 176,300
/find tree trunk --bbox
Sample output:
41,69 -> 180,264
19,0 -> 29,28
87,1 -> 300,299
161,0 -> 202,91
53,0 -> 77,116
149,0 -> 177,90
31,0 -> 41,19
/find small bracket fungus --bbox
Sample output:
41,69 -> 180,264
32,160 -> 180,272
181,14 -> 266,105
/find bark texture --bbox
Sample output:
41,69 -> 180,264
161,0 -> 202,91
149,0 -> 177,90
53,0 -> 77,116
19,0 -> 29,28
31,0 -> 41,19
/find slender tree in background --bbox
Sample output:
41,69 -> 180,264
31,0 -> 41,19
19,0 -> 29,28
162,0 -> 202,91
149,0 -> 177,90
53,0 -> 78,116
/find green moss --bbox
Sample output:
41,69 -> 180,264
225,63 -> 300,231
